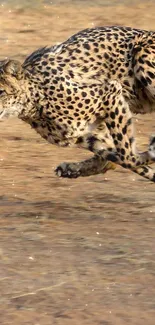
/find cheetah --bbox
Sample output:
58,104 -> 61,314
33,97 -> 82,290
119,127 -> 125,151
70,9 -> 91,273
0,26 -> 155,182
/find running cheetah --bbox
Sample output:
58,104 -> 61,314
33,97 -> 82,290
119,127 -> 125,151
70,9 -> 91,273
0,26 -> 155,182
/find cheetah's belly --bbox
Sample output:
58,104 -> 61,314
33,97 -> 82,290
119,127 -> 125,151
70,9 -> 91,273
31,114 -> 102,147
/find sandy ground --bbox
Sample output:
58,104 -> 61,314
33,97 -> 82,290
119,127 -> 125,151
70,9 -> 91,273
0,2 -> 155,324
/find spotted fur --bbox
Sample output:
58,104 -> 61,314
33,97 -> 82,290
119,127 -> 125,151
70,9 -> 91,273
0,26 -> 155,182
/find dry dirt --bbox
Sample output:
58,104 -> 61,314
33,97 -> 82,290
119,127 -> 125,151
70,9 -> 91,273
0,1 -> 155,324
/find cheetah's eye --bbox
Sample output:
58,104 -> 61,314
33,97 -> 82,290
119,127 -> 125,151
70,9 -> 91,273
0,89 -> 6,96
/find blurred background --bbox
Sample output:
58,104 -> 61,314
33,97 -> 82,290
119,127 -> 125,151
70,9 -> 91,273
0,1 -> 155,324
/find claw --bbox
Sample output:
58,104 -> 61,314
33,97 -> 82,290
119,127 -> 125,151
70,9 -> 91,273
55,167 -> 62,177
55,163 -> 80,178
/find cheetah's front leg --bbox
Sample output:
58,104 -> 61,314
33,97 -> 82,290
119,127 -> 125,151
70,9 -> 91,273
55,155 -> 115,178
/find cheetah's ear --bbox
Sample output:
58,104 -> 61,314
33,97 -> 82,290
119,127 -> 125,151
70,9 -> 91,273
3,59 -> 22,79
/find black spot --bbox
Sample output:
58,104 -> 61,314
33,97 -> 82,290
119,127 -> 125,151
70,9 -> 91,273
145,60 -> 154,68
146,77 -> 152,85
119,115 -> 123,124
67,89 -> 72,95
123,80 -> 130,87
122,125 -> 128,135
76,136 -> 83,144
144,48 -> 151,54
42,61 -> 48,66
111,121 -> 115,128
121,148 -> 125,155
104,100 -> 109,106
57,93 -> 63,98
53,79 -> 58,85
82,66 -> 89,73
56,125 -> 62,131
75,49 -> 82,55
115,107 -> 119,115
104,53 -> 109,60
120,155 -> 125,161
59,84 -> 64,91
55,105 -> 61,110
105,112 -> 109,118
85,99 -> 90,104
90,90 -> 95,96
128,69 -> 133,77
139,172 -> 145,176
112,99 -> 116,106
127,118 -> 132,126
110,112 -> 115,120
52,69 -> 57,75
44,71 -> 50,77
57,66 -> 63,72
121,162 -> 128,168
68,105 -> 74,110
114,139 -> 118,146
117,133 -> 123,141
143,166 -> 149,173
140,76 -> 148,87
138,57 -> 144,64
88,136 -> 97,151
94,98 -> 98,104
129,137 -> 134,145
148,71 -> 155,79
106,122 -> 111,130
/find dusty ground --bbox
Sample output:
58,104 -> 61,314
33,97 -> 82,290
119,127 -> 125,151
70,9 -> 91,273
0,1 -> 155,324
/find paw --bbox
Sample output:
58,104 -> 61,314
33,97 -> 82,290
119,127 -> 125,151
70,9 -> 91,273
148,135 -> 155,161
55,162 -> 80,178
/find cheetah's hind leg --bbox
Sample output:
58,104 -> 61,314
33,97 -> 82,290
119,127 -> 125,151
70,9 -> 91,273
100,81 -> 155,182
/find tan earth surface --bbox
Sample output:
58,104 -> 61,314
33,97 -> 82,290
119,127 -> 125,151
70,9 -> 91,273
0,1 -> 155,324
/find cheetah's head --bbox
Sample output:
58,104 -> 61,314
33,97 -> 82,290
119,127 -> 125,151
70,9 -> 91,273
0,59 -> 26,119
